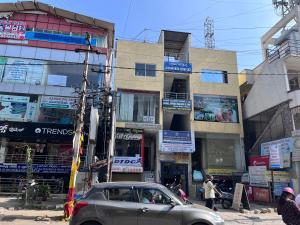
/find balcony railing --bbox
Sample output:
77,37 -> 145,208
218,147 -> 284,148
164,92 -> 190,100
267,40 -> 300,63
3,154 -> 86,166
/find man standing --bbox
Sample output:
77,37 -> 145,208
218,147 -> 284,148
203,175 -> 221,211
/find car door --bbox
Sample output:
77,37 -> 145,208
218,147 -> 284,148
103,186 -> 138,225
137,187 -> 182,225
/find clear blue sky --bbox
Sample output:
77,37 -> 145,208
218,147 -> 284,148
2,0 -> 280,70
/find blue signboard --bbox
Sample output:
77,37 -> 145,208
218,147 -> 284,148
274,182 -> 289,196
164,61 -> 192,74
160,130 -> 195,153
162,99 -> 192,111
25,32 -> 97,46
0,163 -> 71,174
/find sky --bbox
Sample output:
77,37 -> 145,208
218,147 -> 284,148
2,0 -> 281,71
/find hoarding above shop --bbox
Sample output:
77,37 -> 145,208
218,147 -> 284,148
116,128 -> 143,140
0,163 -> 70,174
164,61 -> 192,73
0,94 -> 30,120
162,99 -> 192,111
194,94 -> 239,123
40,96 -> 77,110
0,121 -> 74,140
0,20 -> 26,40
159,130 -> 195,153
111,156 -> 143,173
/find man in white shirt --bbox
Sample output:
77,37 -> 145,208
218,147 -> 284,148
203,175 -> 221,211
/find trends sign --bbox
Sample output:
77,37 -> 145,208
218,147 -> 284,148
0,121 -> 74,140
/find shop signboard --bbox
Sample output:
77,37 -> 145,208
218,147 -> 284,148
249,155 -> 269,168
0,95 -> 29,120
162,99 -> 192,111
0,20 -> 26,40
0,121 -> 74,140
159,130 -> 195,153
252,187 -> 271,203
125,122 -> 161,130
116,128 -> 143,140
41,96 -> 77,109
265,171 -> 290,183
249,166 -> 268,187
261,138 -> 292,156
274,182 -> 289,196
194,94 -> 239,123
292,130 -> 300,162
3,58 -> 45,84
143,116 -> 155,124
111,156 -> 143,173
164,61 -> 192,74
0,57 -> 6,80
207,168 -> 236,176
0,163 -> 70,173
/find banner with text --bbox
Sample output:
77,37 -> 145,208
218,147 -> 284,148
160,130 -> 195,153
111,156 -> 143,173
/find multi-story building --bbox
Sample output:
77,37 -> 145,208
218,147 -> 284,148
114,30 -> 245,196
240,5 -> 300,197
0,1 -> 114,193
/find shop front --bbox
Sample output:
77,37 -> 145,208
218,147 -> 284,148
0,121 -> 75,193
112,128 -> 144,181
158,130 -> 195,195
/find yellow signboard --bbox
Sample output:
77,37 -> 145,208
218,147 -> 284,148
265,171 -> 290,182
207,168 -> 236,176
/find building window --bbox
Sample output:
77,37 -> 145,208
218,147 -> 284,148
289,77 -> 299,91
135,63 -> 156,77
201,69 -> 228,83
117,91 -> 159,123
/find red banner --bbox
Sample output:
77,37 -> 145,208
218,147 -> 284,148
249,155 -> 269,168
253,187 -> 271,203
0,20 -> 27,40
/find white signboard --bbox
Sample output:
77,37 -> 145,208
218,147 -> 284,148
249,166 -> 268,187
40,96 -> 77,109
261,138 -> 292,156
47,74 -> 67,87
3,58 -> 45,85
292,130 -> 300,162
111,156 -> 143,173
159,130 -> 195,153
0,95 -> 30,120
143,116 -> 155,124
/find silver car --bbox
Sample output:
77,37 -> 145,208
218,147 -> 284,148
70,182 -> 224,225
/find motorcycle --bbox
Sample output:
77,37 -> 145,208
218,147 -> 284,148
166,180 -> 192,204
215,184 -> 233,209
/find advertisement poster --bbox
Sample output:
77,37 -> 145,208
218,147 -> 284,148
292,130 -> 300,162
249,166 -> 268,187
25,102 -> 37,121
252,187 -> 271,203
41,96 -> 77,109
159,130 -> 195,153
0,57 -> 6,80
2,58 -> 45,84
269,144 -> 281,169
0,95 -> 29,120
249,155 -> 270,168
261,138 -> 292,156
111,156 -> 143,173
194,94 -> 239,123
0,20 -> 26,40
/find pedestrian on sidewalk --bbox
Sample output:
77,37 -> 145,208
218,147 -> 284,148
277,187 -> 300,225
203,175 -> 221,211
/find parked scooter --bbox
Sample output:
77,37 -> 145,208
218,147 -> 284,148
215,184 -> 233,209
166,179 -> 192,204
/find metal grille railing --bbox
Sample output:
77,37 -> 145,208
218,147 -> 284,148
267,40 -> 300,63
164,92 -> 190,100
0,178 -> 65,194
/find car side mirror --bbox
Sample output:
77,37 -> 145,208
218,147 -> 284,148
170,199 -> 176,207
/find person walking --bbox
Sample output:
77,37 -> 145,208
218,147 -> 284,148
277,187 -> 300,225
203,175 -> 221,211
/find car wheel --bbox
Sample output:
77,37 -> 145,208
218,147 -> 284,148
81,221 -> 101,225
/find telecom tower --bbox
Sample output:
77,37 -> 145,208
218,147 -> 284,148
204,17 -> 215,49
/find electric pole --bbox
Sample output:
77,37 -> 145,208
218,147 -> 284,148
64,32 -> 100,220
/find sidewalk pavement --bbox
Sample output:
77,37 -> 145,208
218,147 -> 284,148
0,196 -> 285,225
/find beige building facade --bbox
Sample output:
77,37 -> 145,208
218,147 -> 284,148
113,30 -> 245,196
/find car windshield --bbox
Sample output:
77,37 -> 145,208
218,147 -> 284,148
160,186 -> 187,205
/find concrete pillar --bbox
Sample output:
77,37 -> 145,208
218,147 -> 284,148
0,138 -> 7,163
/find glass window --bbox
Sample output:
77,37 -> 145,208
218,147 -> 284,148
138,188 -> 172,205
117,92 -> 159,123
201,69 -> 228,83
135,63 -> 156,77
38,108 -> 75,124
106,188 -> 136,202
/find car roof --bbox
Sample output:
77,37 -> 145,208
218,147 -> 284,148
92,182 -> 165,189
